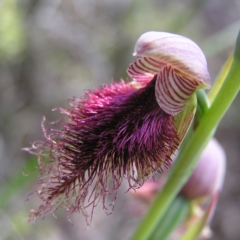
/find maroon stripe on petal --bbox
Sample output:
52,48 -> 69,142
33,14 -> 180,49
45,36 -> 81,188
170,72 -> 189,101
166,69 -> 189,102
155,65 -> 200,115
145,57 -> 165,68
173,75 -> 194,95
127,57 -> 166,84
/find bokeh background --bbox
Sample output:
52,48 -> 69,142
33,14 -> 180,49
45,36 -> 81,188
1,0 -> 240,239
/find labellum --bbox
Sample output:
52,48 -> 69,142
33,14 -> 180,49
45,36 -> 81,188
26,31 -> 211,223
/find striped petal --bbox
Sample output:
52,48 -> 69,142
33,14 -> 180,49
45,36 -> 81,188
128,31 -> 212,116
155,65 -> 201,115
127,57 -> 166,84
131,31 -> 211,89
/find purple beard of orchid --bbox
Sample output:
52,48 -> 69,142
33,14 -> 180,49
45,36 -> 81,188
26,31 -> 211,223
28,76 -> 178,223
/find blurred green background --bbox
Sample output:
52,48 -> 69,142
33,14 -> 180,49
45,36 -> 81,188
0,0 -> 240,239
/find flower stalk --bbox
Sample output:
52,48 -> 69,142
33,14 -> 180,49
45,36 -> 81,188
208,54 -> 233,104
179,192 -> 219,240
150,196 -> 190,240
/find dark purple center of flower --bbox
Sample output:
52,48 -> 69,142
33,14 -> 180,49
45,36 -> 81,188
61,76 -> 178,176
30,75 -> 179,221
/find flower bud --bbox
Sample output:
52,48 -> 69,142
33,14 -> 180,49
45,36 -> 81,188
181,138 -> 226,199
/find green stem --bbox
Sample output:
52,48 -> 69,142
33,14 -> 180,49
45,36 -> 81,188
208,54 -> 233,104
131,30 -> 240,240
194,89 -> 210,129
180,192 -> 219,240
150,196 -> 190,240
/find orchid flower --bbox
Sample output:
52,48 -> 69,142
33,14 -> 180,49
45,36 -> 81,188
26,31 -> 211,223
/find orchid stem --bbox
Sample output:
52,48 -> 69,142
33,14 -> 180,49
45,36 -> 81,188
208,54 -> 233,104
131,30 -> 240,240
